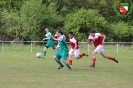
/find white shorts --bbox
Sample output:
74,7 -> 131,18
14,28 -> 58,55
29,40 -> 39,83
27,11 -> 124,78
69,48 -> 80,58
95,45 -> 104,53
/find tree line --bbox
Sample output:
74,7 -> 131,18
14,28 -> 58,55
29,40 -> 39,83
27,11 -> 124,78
0,0 -> 133,42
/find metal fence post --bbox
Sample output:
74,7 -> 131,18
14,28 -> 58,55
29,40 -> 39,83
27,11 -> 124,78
117,43 -> 118,54
88,44 -> 89,54
31,41 -> 32,53
2,41 -> 4,53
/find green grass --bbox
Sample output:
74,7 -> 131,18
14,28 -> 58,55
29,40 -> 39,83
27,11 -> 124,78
0,44 -> 133,88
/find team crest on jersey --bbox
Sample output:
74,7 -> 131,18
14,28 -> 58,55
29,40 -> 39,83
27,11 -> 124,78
114,0 -> 133,17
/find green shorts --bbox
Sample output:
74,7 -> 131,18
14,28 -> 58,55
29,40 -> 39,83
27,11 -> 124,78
54,50 -> 68,61
45,42 -> 55,49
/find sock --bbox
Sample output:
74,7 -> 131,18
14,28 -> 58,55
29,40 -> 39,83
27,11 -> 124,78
44,51 -> 46,56
108,56 -> 115,61
92,58 -> 96,66
56,60 -> 63,66
65,63 -> 71,69
69,59 -> 72,66
79,53 -> 85,58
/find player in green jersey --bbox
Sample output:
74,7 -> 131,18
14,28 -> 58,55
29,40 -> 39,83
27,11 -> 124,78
43,28 -> 55,58
52,30 -> 72,71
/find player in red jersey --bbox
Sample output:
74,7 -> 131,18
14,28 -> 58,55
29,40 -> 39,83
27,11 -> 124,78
88,30 -> 118,68
68,32 -> 88,66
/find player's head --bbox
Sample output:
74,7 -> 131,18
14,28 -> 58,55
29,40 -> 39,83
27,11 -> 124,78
89,30 -> 95,37
45,28 -> 49,33
57,30 -> 64,35
68,31 -> 74,38
57,30 -> 63,37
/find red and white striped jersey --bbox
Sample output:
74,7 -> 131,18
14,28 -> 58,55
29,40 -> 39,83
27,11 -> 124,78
69,37 -> 79,49
88,33 -> 104,48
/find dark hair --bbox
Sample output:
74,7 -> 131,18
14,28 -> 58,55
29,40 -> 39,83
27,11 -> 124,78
58,30 -> 63,35
89,30 -> 95,33
69,31 -> 73,35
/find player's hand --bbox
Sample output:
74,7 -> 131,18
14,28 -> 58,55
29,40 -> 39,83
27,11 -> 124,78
52,36 -> 55,40
102,41 -> 105,44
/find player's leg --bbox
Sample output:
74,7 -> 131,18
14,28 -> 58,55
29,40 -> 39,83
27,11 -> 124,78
62,51 -> 72,70
90,45 -> 103,68
90,50 -> 98,68
43,45 -> 48,57
100,52 -> 118,63
54,51 -> 64,69
97,45 -> 118,63
68,54 -> 73,66
68,48 -> 74,66
75,49 -> 88,59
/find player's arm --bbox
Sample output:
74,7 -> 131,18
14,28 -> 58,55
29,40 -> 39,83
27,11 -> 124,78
55,44 -> 59,51
43,37 -> 50,40
73,43 -> 77,52
88,39 -> 92,44
52,36 -> 62,41
43,32 -> 51,40
72,39 -> 77,52
100,34 -> 106,44
88,35 -> 92,44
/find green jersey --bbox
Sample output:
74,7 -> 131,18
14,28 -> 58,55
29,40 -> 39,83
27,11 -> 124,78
45,32 -> 54,43
58,36 -> 68,52
54,35 -> 68,60
45,32 -> 55,49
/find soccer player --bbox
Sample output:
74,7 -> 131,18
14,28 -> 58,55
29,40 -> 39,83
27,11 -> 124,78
54,30 -> 66,51
43,28 -> 55,58
68,32 -> 88,66
88,30 -> 118,68
52,30 -> 72,71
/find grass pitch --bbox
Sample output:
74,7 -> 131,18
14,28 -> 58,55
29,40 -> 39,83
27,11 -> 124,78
0,44 -> 133,88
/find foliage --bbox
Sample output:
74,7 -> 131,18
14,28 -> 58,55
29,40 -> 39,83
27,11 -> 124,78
0,0 -> 133,41
0,9 -> 20,40
110,22 -> 133,42
64,8 -> 108,41
19,0 -> 61,40
0,0 -> 63,41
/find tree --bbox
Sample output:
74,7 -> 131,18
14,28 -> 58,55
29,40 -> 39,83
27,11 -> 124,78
0,9 -> 20,40
64,8 -> 109,41
0,0 -> 24,10
19,0 -> 63,40
110,22 -> 133,42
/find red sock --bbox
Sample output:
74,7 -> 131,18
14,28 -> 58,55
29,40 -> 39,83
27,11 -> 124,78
79,53 -> 85,58
92,58 -> 96,66
69,59 -> 72,66
108,56 -> 115,61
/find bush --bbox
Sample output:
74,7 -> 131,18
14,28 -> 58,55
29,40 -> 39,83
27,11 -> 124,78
64,8 -> 108,41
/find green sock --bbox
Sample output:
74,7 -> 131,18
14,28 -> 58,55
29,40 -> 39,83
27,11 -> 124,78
44,51 -> 46,56
65,63 -> 71,69
56,60 -> 63,66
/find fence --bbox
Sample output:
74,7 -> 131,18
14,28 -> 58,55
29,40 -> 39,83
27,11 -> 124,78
0,41 -> 133,54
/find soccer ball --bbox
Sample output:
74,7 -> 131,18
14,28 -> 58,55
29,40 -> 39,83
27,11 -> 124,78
36,52 -> 42,58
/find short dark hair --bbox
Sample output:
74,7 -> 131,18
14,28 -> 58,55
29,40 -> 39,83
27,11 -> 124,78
58,30 -> 63,35
69,31 -> 73,35
89,30 -> 95,33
